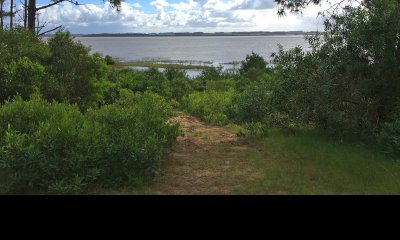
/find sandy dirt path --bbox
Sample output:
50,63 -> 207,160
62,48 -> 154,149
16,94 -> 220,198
142,115 -> 264,194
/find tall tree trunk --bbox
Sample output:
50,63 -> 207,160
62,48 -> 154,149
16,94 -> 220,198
10,0 -> 13,30
28,0 -> 36,32
0,0 -> 4,30
24,0 -> 27,29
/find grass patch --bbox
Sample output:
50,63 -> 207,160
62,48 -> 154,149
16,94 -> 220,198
234,129 -> 400,195
114,61 -> 212,70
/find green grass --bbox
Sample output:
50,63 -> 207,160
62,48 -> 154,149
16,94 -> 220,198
114,61 -> 212,70
234,129 -> 400,195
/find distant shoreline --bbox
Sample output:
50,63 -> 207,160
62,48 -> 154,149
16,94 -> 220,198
66,31 -> 317,38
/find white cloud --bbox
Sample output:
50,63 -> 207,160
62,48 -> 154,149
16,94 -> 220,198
35,0 -> 334,34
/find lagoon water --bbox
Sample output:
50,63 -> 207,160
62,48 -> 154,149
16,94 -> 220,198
76,35 -> 310,64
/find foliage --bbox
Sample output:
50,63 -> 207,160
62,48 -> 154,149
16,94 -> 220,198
275,0 -> 322,15
0,95 -> 92,193
0,27 -> 50,64
104,55 -> 115,65
0,28 -> 49,103
110,67 -> 194,102
239,52 -> 268,81
163,68 -> 192,101
272,0 -> 400,146
378,121 -> 400,156
183,89 -> 235,126
237,122 -> 269,139
170,77 -> 193,101
0,93 -> 179,194
228,77 -> 276,124
192,67 -> 223,91
44,31 -> 112,109
0,29 -> 115,109
2,57 -> 45,100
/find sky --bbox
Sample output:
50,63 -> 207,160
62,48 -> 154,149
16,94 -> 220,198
19,0 -> 339,34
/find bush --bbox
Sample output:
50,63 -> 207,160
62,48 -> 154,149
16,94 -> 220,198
111,68 -> 175,100
104,55 -> 115,65
239,52 -> 267,81
0,95 -> 92,194
44,31 -> 112,109
170,77 -> 192,101
0,28 -> 49,103
164,68 -> 188,82
144,68 -> 172,98
272,0 -> 400,135
0,93 -> 180,194
183,89 -> 234,126
378,121 -> 400,156
0,27 -> 50,65
237,122 -> 269,139
85,91 -> 180,186
109,69 -> 146,93
2,57 -> 45,101
228,77 -> 276,124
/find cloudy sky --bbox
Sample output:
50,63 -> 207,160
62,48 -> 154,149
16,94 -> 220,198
29,0 -> 335,34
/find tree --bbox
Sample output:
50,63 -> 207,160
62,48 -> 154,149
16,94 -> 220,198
9,0 -> 12,29
27,0 -> 123,33
23,0 -> 27,28
0,0 -> 4,30
272,0 -> 400,135
275,0 -> 322,15
275,0 -> 400,15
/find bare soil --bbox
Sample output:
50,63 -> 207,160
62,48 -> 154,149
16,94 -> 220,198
139,115 -> 264,194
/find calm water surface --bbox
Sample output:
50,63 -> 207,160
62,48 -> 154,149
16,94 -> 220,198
76,36 -> 310,64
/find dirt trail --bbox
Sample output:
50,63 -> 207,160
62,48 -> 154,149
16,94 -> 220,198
144,115 -> 264,195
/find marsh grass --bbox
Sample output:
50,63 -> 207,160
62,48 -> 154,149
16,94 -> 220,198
114,61 -> 212,70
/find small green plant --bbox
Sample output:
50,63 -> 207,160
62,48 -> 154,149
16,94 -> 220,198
237,122 -> 269,139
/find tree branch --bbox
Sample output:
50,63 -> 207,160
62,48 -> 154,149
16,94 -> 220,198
38,24 -> 62,36
36,0 -> 83,11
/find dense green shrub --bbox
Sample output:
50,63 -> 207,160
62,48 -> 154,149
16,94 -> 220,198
239,52 -> 268,81
228,76 -> 276,124
0,28 -> 49,103
104,55 -> 115,65
110,67 -> 194,102
0,95 -> 92,193
378,121 -> 400,156
170,77 -> 192,101
183,89 -> 234,126
110,68 -> 174,99
272,0 -> 400,143
163,68 -> 192,101
2,57 -> 45,100
205,77 -> 237,92
0,27 -> 50,64
85,91 -> 180,185
192,67 -> 223,91
0,93 -> 179,194
109,69 -> 145,93
164,68 -> 188,82
271,46 -> 320,124
201,66 -> 223,80
143,68 -> 172,98
44,31 -> 112,109
0,29 -> 117,108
